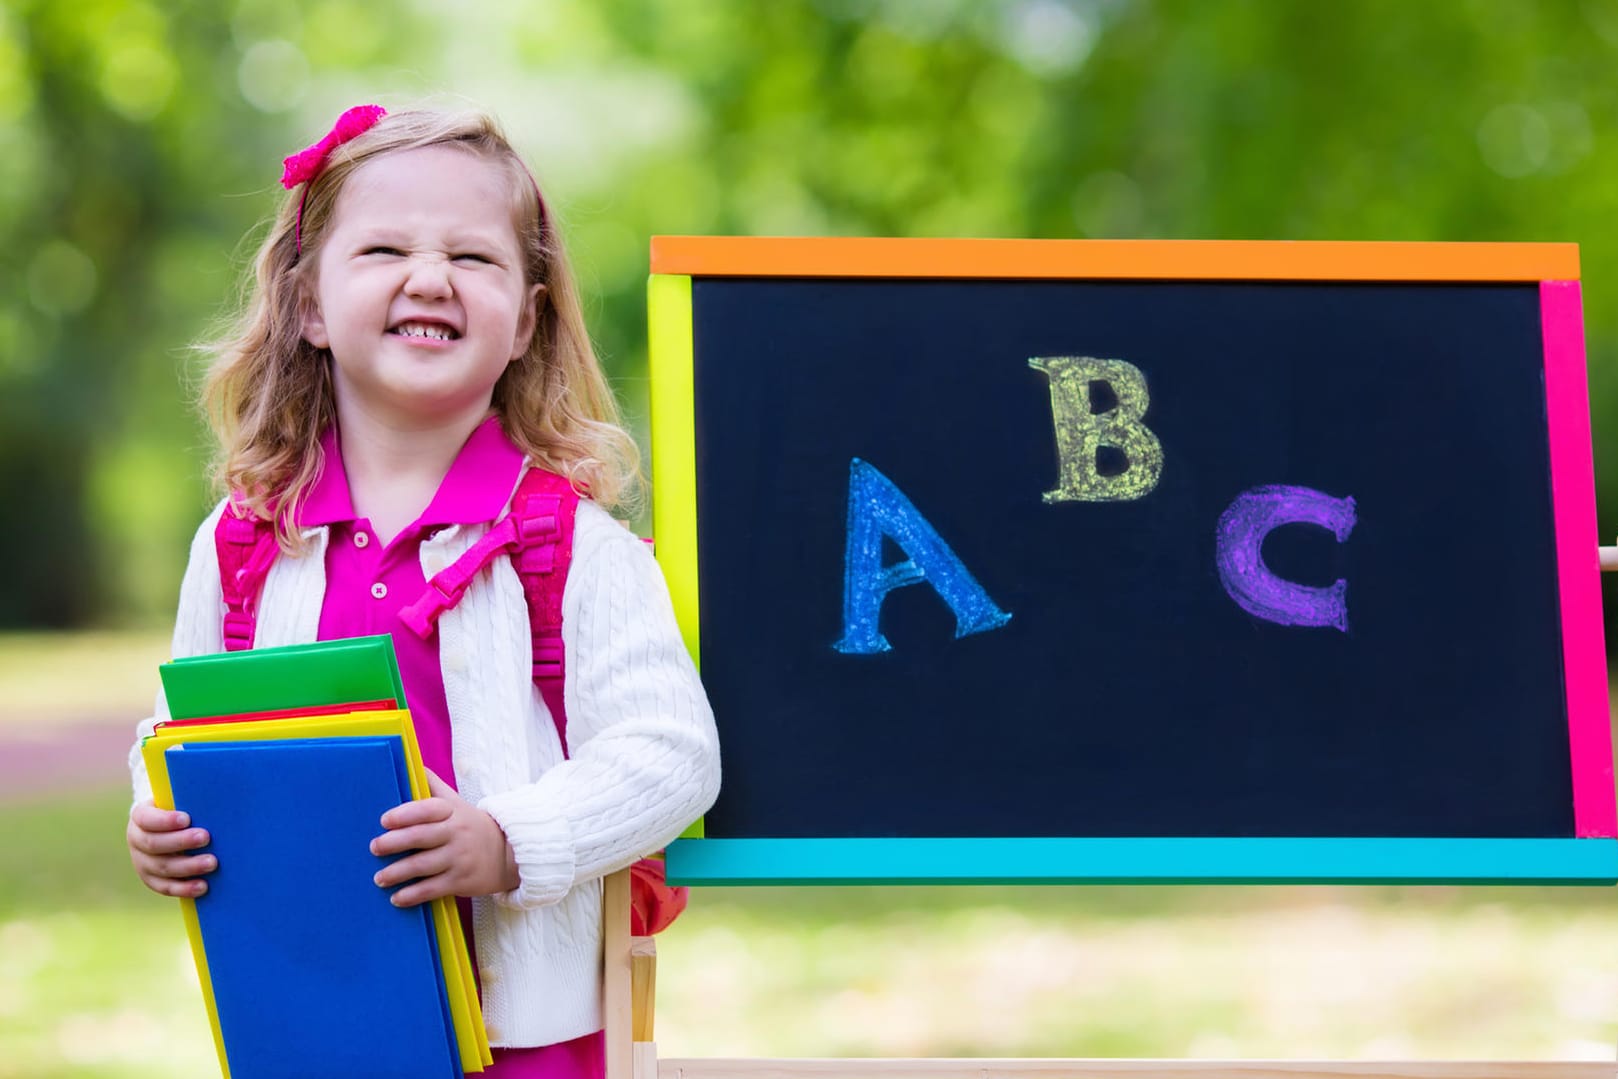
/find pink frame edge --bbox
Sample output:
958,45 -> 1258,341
1541,279 -> 1617,837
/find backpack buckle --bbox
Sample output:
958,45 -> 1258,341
223,610 -> 255,651
516,544 -> 555,574
532,633 -> 564,680
399,579 -> 465,640
222,515 -> 260,546
516,493 -> 560,541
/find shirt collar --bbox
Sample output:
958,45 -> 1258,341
298,426 -> 353,527
296,415 -> 526,529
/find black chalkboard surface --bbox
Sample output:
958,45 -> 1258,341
647,239 -> 1615,884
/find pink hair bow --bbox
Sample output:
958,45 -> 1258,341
280,104 -> 387,190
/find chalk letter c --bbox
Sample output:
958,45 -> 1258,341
1215,485 -> 1356,632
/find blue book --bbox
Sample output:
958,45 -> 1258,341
165,736 -> 461,1079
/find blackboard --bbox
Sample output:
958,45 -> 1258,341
647,239 -> 1617,884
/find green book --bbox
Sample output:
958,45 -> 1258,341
161,636 -> 408,721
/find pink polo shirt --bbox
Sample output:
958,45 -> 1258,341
301,415 -> 604,1078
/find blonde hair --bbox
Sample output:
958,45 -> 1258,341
201,108 -> 640,548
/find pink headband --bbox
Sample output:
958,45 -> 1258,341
280,104 -> 550,261
281,104 -> 387,257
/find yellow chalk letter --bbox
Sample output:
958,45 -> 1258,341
1030,355 -> 1163,502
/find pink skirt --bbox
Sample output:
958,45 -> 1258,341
455,897 -> 605,1079
483,1031 -> 604,1079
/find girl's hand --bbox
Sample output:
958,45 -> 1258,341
127,801 -> 216,898
370,769 -> 519,907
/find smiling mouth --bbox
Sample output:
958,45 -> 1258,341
389,321 -> 461,341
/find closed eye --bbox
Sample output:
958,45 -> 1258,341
453,252 -> 494,265
363,246 -> 405,257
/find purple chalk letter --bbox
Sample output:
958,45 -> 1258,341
1215,485 -> 1357,631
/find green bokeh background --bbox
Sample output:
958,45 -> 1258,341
7,0 -> 1618,631
4,2 -> 1618,1073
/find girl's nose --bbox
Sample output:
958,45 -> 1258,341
404,253 -> 453,299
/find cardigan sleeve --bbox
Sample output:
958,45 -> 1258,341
478,504 -> 721,910
129,500 -> 230,806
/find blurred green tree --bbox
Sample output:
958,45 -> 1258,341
9,0 -> 1618,644
2,0 -> 432,625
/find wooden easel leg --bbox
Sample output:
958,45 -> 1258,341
634,1040 -> 659,1079
631,937 -> 658,1079
631,937 -> 657,1042
602,869 -> 633,1079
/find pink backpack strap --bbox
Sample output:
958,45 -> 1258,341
214,501 -> 281,652
399,467 -> 578,753
508,469 -> 578,754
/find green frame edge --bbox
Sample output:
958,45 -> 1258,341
666,837 -> 1618,886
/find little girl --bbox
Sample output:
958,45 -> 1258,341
124,104 -> 721,1076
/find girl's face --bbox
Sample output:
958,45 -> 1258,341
301,144 -> 543,430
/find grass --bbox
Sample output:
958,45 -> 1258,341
0,789 -> 215,1079
654,884 -> 1618,1061
2,635 -> 1614,1073
0,631 -> 170,730
4,788 -> 1615,1078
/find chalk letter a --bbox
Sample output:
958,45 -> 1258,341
833,458 -> 1012,655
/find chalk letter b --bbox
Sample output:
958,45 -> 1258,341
1030,356 -> 1164,503
833,458 -> 1012,655
1215,484 -> 1357,631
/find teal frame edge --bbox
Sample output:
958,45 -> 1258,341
666,837 -> 1618,886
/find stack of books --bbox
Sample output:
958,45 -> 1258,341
142,635 -> 491,1078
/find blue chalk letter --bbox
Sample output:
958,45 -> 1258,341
833,458 -> 1012,655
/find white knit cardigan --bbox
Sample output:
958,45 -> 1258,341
129,493 -> 721,1047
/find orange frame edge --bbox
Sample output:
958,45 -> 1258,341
650,236 -> 1579,282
